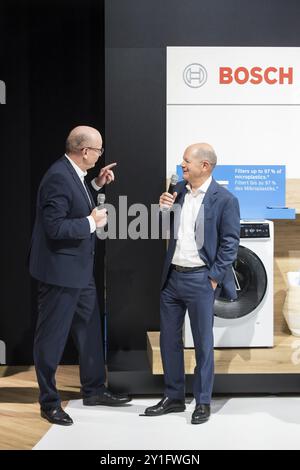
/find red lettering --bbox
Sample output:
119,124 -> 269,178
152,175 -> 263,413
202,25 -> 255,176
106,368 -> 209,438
250,67 -> 263,84
219,66 -> 293,85
219,67 -> 233,84
264,67 -> 277,84
234,67 -> 249,84
279,67 -> 293,84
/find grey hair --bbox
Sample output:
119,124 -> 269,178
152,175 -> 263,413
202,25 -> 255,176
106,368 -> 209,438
198,147 -> 217,168
65,133 -> 90,153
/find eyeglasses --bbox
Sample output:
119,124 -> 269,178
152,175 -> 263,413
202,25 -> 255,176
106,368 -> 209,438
82,147 -> 104,157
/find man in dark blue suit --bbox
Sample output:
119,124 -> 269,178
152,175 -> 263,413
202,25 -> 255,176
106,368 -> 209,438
144,143 -> 240,424
29,126 -> 131,425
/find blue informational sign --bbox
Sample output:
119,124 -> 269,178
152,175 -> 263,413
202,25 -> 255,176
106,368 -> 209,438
176,164 -> 295,219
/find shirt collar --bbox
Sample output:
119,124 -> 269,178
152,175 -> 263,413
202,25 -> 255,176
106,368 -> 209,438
186,175 -> 212,195
65,154 -> 87,179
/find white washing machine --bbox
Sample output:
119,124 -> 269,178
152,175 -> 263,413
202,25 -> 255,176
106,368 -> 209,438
184,220 -> 274,348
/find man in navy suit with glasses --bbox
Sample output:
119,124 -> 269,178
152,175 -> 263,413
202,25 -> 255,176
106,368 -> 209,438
29,126 -> 131,425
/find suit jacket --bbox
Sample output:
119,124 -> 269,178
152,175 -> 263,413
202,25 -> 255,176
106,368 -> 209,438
161,178 -> 240,300
29,156 -> 101,288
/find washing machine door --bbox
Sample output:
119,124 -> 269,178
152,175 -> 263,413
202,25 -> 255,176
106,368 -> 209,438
214,245 -> 267,319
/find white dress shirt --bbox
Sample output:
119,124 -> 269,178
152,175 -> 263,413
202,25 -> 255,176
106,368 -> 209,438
172,176 -> 212,267
65,154 -> 102,233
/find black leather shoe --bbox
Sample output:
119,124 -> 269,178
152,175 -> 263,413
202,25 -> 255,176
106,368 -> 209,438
41,406 -> 73,426
144,397 -> 186,416
83,389 -> 131,406
191,404 -> 211,424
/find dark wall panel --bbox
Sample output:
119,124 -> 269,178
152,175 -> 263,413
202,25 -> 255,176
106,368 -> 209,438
106,0 -> 300,48
0,0 -> 105,365
105,48 -> 166,350
0,3 -> 31,365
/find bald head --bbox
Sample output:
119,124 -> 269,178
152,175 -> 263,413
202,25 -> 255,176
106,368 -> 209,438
186,143 -> 217,169
181,142 -> 217,188
65,126 -> 102,154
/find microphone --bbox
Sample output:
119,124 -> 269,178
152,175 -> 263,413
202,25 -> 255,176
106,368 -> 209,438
96,194 -> 106,238
167,174 -> 179,195
161,173 -> 178,211
97,193 -> 106,207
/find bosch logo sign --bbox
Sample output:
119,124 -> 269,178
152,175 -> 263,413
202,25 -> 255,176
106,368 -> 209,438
182,64 -> 293,88
183,63 -> 207,88
219,67 -> 293,85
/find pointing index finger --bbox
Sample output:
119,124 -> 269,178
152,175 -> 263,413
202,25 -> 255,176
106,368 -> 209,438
102,163 -> 117,171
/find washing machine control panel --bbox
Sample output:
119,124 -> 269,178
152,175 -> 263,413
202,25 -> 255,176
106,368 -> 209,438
240,223 -> 270,238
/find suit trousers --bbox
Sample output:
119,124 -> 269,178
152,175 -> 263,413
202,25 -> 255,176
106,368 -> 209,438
160,267 -> 215,404
33,277 -> 105,410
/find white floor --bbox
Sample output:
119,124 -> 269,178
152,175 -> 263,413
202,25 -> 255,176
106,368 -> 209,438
34,397 -> 300,450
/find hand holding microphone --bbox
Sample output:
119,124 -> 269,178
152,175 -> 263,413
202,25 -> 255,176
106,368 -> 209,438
91,194 -> 107,235
159,174 -> 178,211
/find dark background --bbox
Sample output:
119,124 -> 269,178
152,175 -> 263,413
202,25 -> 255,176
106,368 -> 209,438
0,0 -> 105,364
1,0 -> 300,393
